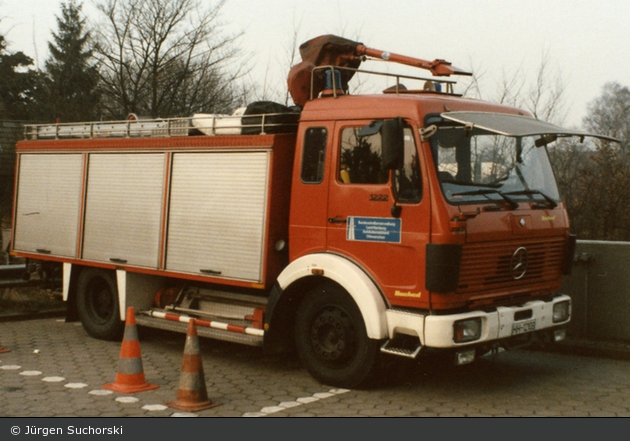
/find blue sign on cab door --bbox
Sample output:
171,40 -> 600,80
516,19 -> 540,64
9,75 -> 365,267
346,217 -> 402,244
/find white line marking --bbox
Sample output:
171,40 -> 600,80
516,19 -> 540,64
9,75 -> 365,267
243,388 -> 351,417
64,383 -> 88,389
42,376 -> 66,382
116,396 -> 140,403
143,404 -> 168,411
171,412 -> 198,417
89,389 -> 113,396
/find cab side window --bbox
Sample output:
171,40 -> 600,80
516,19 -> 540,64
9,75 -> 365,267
301,127 -> 328,184
339,127 -> 389,185
339,126 -> 422,203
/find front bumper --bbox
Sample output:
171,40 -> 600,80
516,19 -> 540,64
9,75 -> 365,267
386,294 -> 571,349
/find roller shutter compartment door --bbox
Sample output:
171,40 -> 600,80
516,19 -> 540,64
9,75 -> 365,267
13,154 -> 83,257
82,153 -> 166,268
166,151 -> 270,282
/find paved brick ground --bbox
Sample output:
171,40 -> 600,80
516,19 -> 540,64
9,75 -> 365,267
1,317 -> 630,417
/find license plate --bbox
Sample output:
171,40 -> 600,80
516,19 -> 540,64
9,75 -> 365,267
512,319 -> 536,335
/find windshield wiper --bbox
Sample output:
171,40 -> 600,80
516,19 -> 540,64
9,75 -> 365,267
452,189 -> 518,210
504,190 -> 558,209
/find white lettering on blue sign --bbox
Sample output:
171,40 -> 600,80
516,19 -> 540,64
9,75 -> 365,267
346,217 -> 402,244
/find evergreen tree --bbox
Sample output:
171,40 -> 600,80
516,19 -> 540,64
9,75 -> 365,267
0,34 -> 38,120
0,32 -> 39,224
41,1 -> 101,122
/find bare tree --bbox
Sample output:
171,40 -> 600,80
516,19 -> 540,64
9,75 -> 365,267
584,82 -> 630,152
526,52 -> 567,124
459,56 -> 624,241
568,82 -> 630,241
243,18 -> 303,106
462,52 -> 567,125
280,23 -> 302,106
94,0 -> 247,119
544,82 -> 630,241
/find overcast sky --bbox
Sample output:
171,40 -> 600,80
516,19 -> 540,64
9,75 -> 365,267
1,0 -> 628,127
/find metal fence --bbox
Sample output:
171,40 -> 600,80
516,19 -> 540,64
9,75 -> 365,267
562,240 -> 630,341
0,122 -> 23,230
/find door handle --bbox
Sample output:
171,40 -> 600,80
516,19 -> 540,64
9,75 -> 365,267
200,269 -> 222,275
328,217 -> 347,224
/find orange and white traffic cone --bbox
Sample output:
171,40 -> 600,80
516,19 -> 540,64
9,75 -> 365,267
166,319 -> 220,412
103,307 -> 158,393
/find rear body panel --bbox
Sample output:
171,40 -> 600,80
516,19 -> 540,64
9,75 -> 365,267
12,134 -> 296,290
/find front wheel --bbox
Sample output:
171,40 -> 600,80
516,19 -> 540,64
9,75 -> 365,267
76,268 -> 124,341
295,282 -> 381,388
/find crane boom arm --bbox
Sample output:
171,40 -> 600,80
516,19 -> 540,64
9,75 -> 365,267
355,44 -> 471,77
287,35 -> 471,106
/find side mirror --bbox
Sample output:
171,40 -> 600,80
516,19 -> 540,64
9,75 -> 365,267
381,117 -> 404,170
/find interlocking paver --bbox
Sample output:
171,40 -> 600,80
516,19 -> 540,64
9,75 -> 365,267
3,317 -> 630,417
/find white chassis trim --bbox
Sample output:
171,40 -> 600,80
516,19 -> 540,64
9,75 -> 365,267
277,253 -> 388,339
61,264 -> 163,322
277,254 -> 570,347
116,270 -> 166,321
62,262 -> 72,301
423,295 -> 571,348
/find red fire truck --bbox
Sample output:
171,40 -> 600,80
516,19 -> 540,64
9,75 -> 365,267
10,35 -> 612,388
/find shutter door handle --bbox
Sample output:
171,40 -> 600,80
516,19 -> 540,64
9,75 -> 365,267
200,269 -> 222,275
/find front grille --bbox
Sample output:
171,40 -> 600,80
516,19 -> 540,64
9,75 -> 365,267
456,237 -> 566,295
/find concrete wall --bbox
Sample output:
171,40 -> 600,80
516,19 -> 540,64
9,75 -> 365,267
561,241 -> 630,341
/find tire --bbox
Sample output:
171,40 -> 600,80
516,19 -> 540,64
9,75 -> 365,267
76,268 -> 124,341
295,282 -> 381,388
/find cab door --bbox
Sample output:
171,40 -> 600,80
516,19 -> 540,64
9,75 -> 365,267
326,121 -> 432,308
289,124 -> 333,260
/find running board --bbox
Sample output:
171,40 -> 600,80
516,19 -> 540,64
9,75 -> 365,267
136,310 -> 264,347
380,340 -> 422,358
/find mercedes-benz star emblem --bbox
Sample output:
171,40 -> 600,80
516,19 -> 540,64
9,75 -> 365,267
510,247 -> 528,280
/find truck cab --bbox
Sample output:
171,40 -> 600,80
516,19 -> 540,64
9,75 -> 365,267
275,87 -> 602,386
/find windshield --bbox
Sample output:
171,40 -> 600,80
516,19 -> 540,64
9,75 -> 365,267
431,125 -> 560,208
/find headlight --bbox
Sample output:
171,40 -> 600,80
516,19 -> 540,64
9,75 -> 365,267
553,301 -> 570,323
453,318 -> 482,343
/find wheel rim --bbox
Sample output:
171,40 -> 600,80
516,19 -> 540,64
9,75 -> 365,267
309,305 -> 358,366
85,277 -> 114,325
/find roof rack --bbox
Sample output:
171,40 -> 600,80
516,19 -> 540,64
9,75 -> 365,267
23,111 -> 300,141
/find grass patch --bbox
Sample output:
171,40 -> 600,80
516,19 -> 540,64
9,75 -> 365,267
0,286 -> 64,313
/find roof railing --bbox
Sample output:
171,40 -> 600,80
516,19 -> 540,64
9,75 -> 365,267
310,65 -> 459,101
23,112 -> 300,140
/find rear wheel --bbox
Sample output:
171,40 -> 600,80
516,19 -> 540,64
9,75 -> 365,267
295,282 -> 381,388
76,268 -> 124,341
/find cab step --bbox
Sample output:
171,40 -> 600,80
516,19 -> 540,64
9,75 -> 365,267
380,339 -> 422,358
